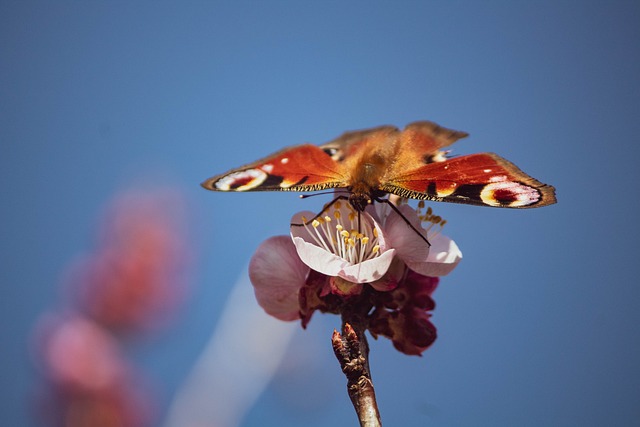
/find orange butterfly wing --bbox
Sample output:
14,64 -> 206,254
201,144 -> 347,192
382,153 -> 557,208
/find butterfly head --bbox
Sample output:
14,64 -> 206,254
348,192 -> 371,212
347,189 -> 388,212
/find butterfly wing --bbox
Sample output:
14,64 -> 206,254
319,121 -> 467,164
201,144 -> 348,192
400,121 -> 469,158
382,153 -> 557,208
319,125 -> 399,161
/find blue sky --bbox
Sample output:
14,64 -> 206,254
2,1 -> 639,426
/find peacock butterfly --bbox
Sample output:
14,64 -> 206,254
201,121 -> 556,213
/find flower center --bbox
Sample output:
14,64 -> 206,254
302,201 -> 381,264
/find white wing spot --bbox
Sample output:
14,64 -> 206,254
215,169 -> 268,191
281,157 -> 289,164
261,163 -> 274,173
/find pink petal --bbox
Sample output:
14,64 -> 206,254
249,236 -> 309,321
369,257 -> 405,291
406,233 -> 462,277
379,204 -> 430,264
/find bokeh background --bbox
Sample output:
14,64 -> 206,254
2,1 -> 639,426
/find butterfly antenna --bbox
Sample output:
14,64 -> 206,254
377,198 -> 431,247
299,190 -> 349,200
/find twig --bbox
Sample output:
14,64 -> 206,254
332,320 -> 382,426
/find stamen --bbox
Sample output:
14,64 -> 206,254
297,202 -> 382,265
416,204 -> 447,240
308,219 -> 331,252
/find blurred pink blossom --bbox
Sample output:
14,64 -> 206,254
33,313 -> 154,427
32,187 -> 191,426
69,189 -> 190,333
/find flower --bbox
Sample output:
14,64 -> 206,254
289,201 -> 461,283
32,313 -> 154,427
69,190 -> 190,333
369,270 -> 440,355
290,201 -> 396,285
249,235 -> 310,321
249,199 -> 462,353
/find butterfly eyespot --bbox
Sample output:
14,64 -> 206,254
423,150 -> 448,164
215,169 -> 268,191
322,147 -> 339,156
480,181 -> 541,207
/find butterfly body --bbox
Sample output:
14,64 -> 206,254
202,121 -> 556,210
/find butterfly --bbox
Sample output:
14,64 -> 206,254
201,121 -> 556,212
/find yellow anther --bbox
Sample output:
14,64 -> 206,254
349,212 -> 356,221
312,219 -> 320,228
301,216 -> 308,222
334,210 -> 341,219
361,236 -> 370,245
336,224 -> 344,232
426,206 -> 433,216
440,219 -> 447,227
372,245 -> 380,253
418,200 -> 425,209
373,228 -> 378,238
335,201 -> 342,209
341,230 -> 350,238
324,215 -> 331,222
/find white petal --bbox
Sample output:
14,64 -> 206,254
338,248 -> 396,283
291,235 -> 348,277
289,210 -> 319,242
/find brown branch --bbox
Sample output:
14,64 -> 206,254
332,321 -> 382,427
